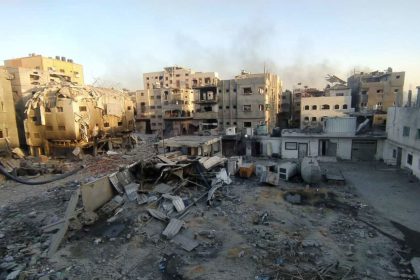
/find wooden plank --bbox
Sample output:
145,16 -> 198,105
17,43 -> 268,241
48,189 -> 80,257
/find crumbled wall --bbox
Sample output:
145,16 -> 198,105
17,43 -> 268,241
24,83 -> 135,155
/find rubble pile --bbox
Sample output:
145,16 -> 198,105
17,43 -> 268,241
0,152 -> 418,280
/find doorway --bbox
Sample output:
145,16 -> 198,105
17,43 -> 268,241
298,143 -> 308,158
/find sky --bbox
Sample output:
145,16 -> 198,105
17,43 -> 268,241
0,0 -> 419,94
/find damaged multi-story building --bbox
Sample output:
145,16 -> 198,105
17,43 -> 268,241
204,71 -> 281,134
24,83 -> 135,156
0,69 -> 19,153
2,54 -> 84,146
136,68 -> 282,136
300,84 -> 354,129
347,68 -> 404,127
136,66 -> 219,136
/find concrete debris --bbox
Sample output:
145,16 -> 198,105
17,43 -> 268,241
153,183 -> 173,194
147,208 -> 168,221
72,147 -> 81,157
199,156 -> 227,170
123,182 -> 139,202
48,188 -> 80,257
99,195 -> 124,215
137,193 -> 149,205
171,230 -> 199,251
162,218 -> 184,239
162,194 -> 185,212
1,141 -> 416,280
11,148 -> 25,159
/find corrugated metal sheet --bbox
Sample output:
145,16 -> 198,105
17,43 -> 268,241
162,218 -> 184,239
325,117 -> 356,134
162,194 -> 185,212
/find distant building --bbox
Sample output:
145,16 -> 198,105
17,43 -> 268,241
0,69 -> 19,152
347,68 -> 404,112
383,103 -> 420,179
300,84 -> 354,129
24,83 -> 134,156
291,87 -> 323,127
277,90 -> 292,129
143,66 -> 219,90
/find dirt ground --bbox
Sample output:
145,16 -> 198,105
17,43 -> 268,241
0,158 -> 419,280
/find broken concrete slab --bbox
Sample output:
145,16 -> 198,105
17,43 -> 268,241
147,208 -> 168,221
81,176 -> 115,212
48,189 -> 80,257
200,156 -> 226,170
153,183 -> 173,194
162,194 -> 185,212
123,182 -> 139,202
99,195 -> 124,215
11,148 -> 25,159
171,230 -> 199,251
162,218 -> 184,239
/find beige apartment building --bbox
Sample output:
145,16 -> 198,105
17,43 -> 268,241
136,68 -> 281,136
2,54 -> 84,146
347,68 -> 404,112
25,83 -> 134,156
143,66 -> 219,90
137,66 -> 219,136
194,71 -> 281,134
4,54 -> 84,85
300,85 -> 354,129
0,69 -> 19,153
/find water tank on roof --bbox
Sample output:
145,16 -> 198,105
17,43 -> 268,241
324,117 -> 356,134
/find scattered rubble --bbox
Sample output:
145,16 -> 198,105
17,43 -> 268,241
0,142 -> 418,280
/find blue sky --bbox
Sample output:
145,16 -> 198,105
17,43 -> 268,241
1,0 -> 419,92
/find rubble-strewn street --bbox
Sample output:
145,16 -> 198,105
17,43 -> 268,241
0,141 -> 419,279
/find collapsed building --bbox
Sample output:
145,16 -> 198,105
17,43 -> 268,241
24,83 -> 135,156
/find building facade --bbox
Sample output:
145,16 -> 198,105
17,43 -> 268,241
277,90 -> 292,129
136,69 -> 282,136
300,85 -> 354,129
215,72 -> 281,134
282,117 -> 384,161
143,66 -> 219,90
347,68 -> 404,112
3,54 -> 84,146
383,106 -> 420,179
0,69 -> 19,152
4,54 -> 84,85
24,83 -> 134,156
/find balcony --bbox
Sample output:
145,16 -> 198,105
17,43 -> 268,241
193,111 -> 218,119
163,109 -> 193,120
194,97 -> 218,104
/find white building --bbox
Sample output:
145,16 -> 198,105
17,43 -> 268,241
300,85 -> 354,129
383,106 -> 420,179
281,117 -> 384,160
